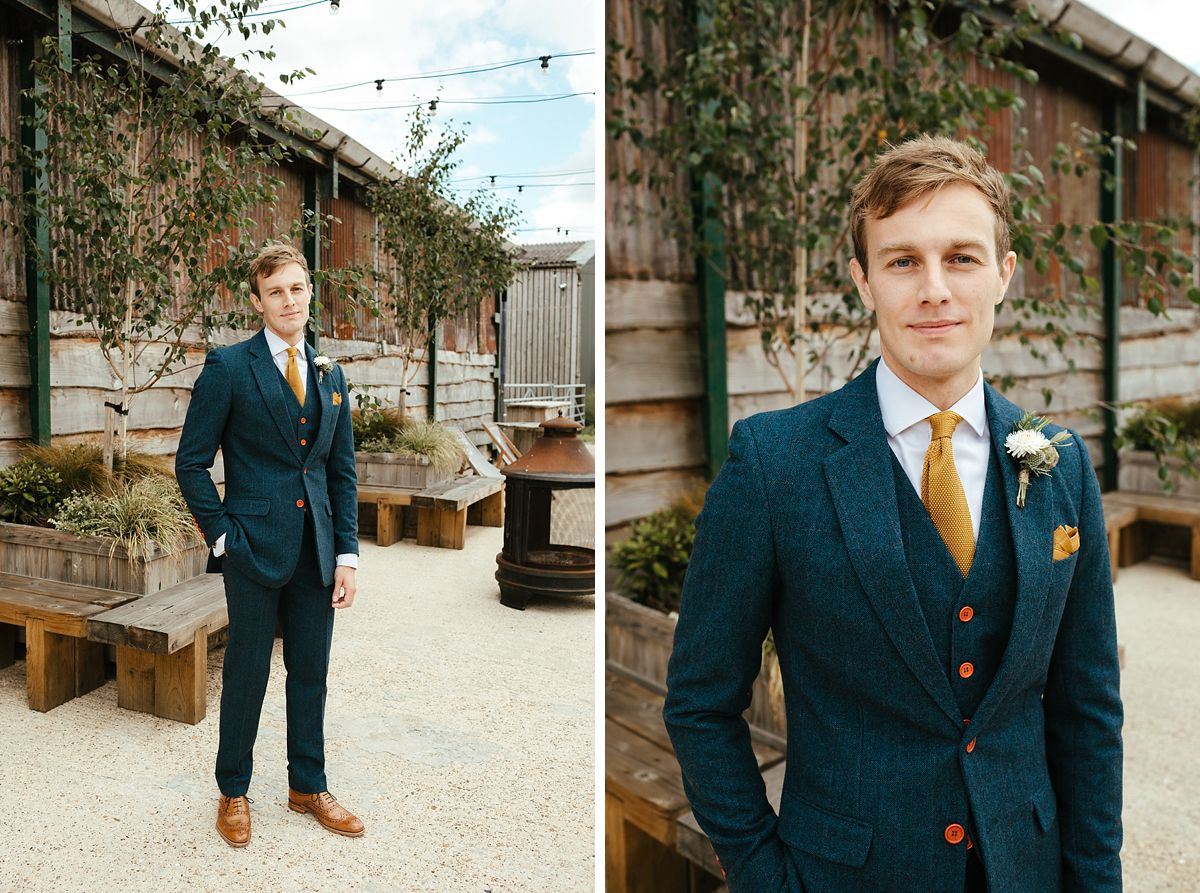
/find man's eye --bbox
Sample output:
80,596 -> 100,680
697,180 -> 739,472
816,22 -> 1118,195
892,258 -> 913,268
952,255 -> 977,265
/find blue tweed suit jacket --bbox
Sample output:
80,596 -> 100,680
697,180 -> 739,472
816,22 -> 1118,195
175,329 -> 358,589
663,361 -> 1123,893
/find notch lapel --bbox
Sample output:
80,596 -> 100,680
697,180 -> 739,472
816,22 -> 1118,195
307,342 -> 338,457
248,330 -> 304,464
824,363 -> 962,727
969,385 -> 1055,730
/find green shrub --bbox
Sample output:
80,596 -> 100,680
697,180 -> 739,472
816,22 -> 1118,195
22,442 -> 173,496
0,460 -> 64,525
52,475 -> 201,558
393,420 -> 464,477
611,506 -> 697,614
351,407 -> 412,446
1116,400 -> 1200,491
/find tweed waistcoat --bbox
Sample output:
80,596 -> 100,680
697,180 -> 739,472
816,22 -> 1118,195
892,444 -> 1017,719
277,360 -> 322,463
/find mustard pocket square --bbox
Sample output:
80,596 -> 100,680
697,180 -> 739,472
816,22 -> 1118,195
1052,524 -> 1079,561
332,391 -> 342,406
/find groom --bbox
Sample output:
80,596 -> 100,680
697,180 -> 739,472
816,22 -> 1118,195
664,136 -> 1122,892
176,243 -> 364,847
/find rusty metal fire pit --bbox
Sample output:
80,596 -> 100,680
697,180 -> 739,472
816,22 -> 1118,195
495,414 -> 595,610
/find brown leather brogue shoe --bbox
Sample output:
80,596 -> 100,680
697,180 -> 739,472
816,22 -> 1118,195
287,789 -> 365,837
216,795 -> 251,847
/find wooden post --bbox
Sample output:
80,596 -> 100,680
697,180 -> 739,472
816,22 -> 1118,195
25,618 -> 75,712
154,627 -> 207,724
116,645 -> 157,714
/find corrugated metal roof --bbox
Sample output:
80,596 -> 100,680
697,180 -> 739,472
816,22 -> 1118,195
520,241 -> 595,266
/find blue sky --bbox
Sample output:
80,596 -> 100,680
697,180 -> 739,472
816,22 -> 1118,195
219,0 -> 597,245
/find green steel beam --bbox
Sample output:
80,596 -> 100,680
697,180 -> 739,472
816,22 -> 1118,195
19,37 -> 51,445
426,314 -> 438,420
693,3 -> 728,480
1100,101 -> 1126,492
303,168 -> 320,353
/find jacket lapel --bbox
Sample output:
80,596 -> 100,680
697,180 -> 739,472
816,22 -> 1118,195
248,329 -> 304,463
969,385 -> 1055,730
307,342 -> 338,457
824,362 -> 962,727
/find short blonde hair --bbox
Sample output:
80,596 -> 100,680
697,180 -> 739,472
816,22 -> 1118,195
247,242 -> 309,297
849,135 -> 1012,274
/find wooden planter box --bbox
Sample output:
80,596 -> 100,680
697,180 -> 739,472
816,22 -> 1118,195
1118,450 -> 1200,499
0,521 -> 208,596
354,451 -> 452,489
606,591 -> 786,740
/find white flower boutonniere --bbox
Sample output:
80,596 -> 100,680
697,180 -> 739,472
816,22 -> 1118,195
1005,411 -> 1073,508
313,354 -> 334,383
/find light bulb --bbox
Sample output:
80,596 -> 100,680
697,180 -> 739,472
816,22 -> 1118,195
329,0 -> 340,15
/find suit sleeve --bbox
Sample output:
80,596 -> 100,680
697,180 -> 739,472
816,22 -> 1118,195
1042,433 -> 1123,892
663,418 -> 793,893
175,349 -> 232,548
326,365 -> 359,557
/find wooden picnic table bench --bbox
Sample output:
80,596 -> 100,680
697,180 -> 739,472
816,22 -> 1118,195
1103,490 -> 1200,580
87,573 -> 227,724
0,572 -> 137,713
606,668 -> 785,893
358,474 -> 504,550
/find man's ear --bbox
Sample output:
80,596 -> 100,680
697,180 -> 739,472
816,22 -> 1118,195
850,258 -> 875,311
995,250 -> 1017,306
249,292 -> 264,314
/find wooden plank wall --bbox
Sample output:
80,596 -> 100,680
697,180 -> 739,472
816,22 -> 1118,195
0,21 -> 499,469
605,0 -> 1200,536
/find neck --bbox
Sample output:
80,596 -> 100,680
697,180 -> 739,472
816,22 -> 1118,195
880,352 -> 980,411
265,325 -> 305,349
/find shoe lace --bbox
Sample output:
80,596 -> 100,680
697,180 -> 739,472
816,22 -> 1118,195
317,791 -> 338,808
225,796 -> 253,816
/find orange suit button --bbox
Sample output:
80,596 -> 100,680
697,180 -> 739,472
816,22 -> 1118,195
958,662 -> 974,679
958,605 -> 974,622
967,835 -> 974,850
296,499 -> 305,508
944,823 -> 965,845
966,737 -> 977,754
300,438 -> 308,446
300,417 -> 307,424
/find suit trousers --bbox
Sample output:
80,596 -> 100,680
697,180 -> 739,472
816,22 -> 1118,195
215,515 -> 336,796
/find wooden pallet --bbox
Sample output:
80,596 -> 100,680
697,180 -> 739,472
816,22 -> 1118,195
87,574 -> 227,724
0,572 -> 136,712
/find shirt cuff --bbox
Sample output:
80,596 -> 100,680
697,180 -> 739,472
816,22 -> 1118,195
213,533 -> 226,556
335,553 -> 359,569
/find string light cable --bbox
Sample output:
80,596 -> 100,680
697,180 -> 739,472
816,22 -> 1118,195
267,91 -> 595,113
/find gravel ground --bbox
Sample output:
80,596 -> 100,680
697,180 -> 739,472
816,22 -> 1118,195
1116,558 -> 1200,892
0,525 -> 595,893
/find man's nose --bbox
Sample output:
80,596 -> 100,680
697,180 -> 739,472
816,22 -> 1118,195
917,265 -> 952,303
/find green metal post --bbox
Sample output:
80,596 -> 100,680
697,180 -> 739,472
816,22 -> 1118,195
303,168 -> 320,353
1100,101 -> 1125,492
426,313 -> 439,420
694,4 -> 728,481
19,35 -> 51,445
56,0 -> 71,71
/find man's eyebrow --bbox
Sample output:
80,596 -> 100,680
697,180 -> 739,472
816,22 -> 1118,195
875,239 -> 990,256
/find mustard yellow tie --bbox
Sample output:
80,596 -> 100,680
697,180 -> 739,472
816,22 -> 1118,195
921,410 -> 975,577
285,347 -> 305,405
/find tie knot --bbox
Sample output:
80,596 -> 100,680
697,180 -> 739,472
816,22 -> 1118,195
928,410 -> 962,441
287,347 -> 298,358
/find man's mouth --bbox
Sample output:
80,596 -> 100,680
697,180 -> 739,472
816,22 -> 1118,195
911,320 -> 959,335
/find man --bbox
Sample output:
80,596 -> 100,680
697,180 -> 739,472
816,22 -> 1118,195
176,242 -> 365,847
663,136 -> 1122,893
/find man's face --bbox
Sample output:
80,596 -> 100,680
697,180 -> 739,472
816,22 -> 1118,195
849,182 -> 1016,396
250,261 -> 311,343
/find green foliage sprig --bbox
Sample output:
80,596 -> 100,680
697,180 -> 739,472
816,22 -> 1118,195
1115,400 -> 1200,492
51,475 -> 201,559
612,506 -> 697,614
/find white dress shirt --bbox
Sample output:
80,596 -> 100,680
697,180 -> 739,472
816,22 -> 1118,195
212,327 -> 358,570
875,356 -> 990,541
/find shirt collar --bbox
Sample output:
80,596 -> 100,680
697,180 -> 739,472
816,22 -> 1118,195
262,326 -> 306,359
875,355 -> 987,439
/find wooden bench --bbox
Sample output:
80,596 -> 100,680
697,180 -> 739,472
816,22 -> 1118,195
1101,493 -> 1140,582
357,485 -> 417,547
411,476 -> 505,550
1103,491 -> 1200,580
87,574 -> 227,724
606,669 -> 784,893
0,572 -> 137,712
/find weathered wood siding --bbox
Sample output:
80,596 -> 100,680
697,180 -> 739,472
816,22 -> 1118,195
0,21 -> 500,470
505,263 -> 581,389
605,0 -> 1200,534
